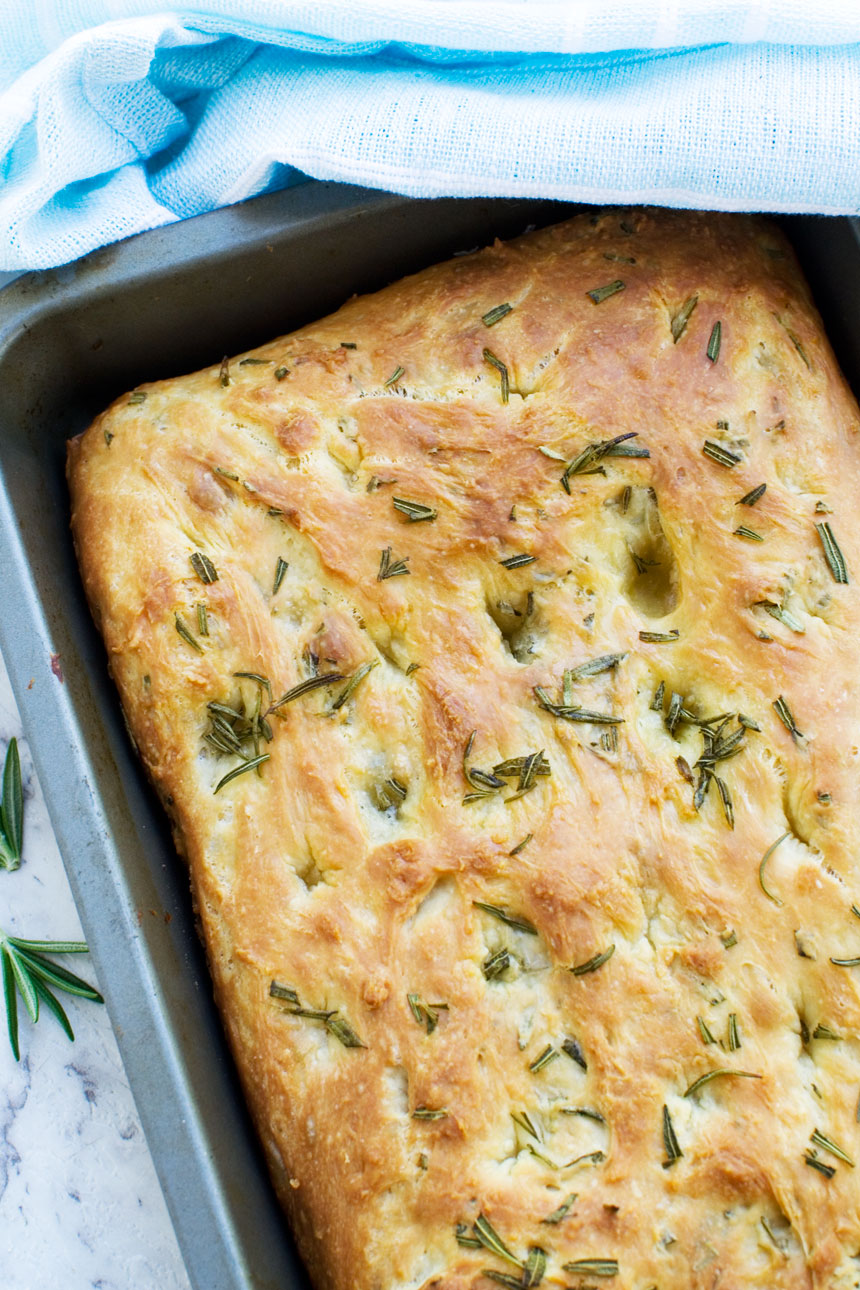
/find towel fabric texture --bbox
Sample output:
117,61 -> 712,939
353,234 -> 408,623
1,3 -> 859,269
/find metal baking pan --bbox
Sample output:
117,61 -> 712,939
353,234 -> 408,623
0,181 -> 857,1290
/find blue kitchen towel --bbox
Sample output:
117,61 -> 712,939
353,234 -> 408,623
1,2 -> 860,269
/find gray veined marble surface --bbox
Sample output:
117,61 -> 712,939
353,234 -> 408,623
0,650 -> 191,1290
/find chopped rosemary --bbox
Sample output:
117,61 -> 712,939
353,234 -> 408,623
720,929 -> 738,949
340,341 -> 357,350
482,303 -> 513,327
586,280 -> 625,304
499,553 -> 535,569
541,1193 -> 577,1224
509,834 -> 533,856
455,1223 -> 482,1249
697,1015 -> 717,1045
377,547 -> 410,580
215,466 -> 239,481
756,600 -> 804,634
810,1129 -> 854,1165
568,653 -> 627,680
676,756 -> 694,785
715,777 -> 734,828
213,754 -> 271,793
830,956 -> 860,967
738,483 -> 766,507
639,629 -> 679,643
662,1104 -> 683,1168
773,695 -> 802,741
702,441 -> 742,467
462,730 -> 506,802
570,944 -> 615,976
734,526 -> 763,541
274,366 -> 289,380
563,1259 -> 619,1278
728,1013 -> 741,1050
534,686 -> 623,726
758,832 -> 789,906
483,349 -> 509,403
196,602 -> 208,636
239,356 -> 269,365
815,521 -> 849,584
482,947 -> 512,980
474,1214 -> 521,1267
329,660 -> 378,711
174,613 -> 203,653
812,1024 -> 840,1040
269,981 -> 300,1003
707,320 -> 722,362
558,431 -> 649,493
273,557 -> 289,594
325,1015 -> 366,1048
128,390 -> 147,404
482,1273 -> 522,1290
405,662 -> 420,676
473,902 -> 538,935
683,1069 -> 762,1097
407,993 -> 448,1035
671,295 -> 698,343
383,365 -> 405,387
374,777 -> 408,811
562,1037 -> 587,1070
412,1107 -> 448,1120
651,681 -> 665,711
219,356 -> 230,387
393,497 -> 437,523
529,1044 -> 560,1073
804,1153 -> 835,1178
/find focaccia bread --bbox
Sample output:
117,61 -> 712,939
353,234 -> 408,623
68,208 -> 860,1290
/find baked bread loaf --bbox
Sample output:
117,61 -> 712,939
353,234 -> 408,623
68,208 -> 860,1290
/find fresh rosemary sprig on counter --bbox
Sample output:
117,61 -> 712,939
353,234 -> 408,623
1,930 -> 104,1060
0,738 -> 23,872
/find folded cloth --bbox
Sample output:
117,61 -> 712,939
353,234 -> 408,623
1,2 -> 859,270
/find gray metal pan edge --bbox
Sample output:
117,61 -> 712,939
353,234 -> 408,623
0,181 -> 857,1290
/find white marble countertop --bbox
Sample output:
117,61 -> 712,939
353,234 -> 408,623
0,649 -> 192,1290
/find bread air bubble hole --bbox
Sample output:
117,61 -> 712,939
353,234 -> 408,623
485,592 -> 541,662
619,487 -> 680,619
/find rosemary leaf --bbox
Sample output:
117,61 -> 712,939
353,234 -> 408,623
715,776 -> 734,828
812,1024 -> 841,1040
269,673 -> 345,710
273,557 -> 289,594
482,947 -> 512,980
671,295 -> 698,343
377,547 -> 410,580
482,1273 -> 522,1290
720,929 -> 738,949
707,320 -> 722,362
522,1246 -> 547,1287
482,303 -> 513,327
473,902 -> 538,935
325,1015 -> 367,1048
815,521 -> 849,584
756,601 -> 805,634
455,1223 -> 482,1249
758,831 -> 789,906
683,1069 -> 762,1098
639,629 -> 680,643
393,497 -> 437,523
804,1153 -> 835,1178
563,1259 -> 619,1277
196,603 -> 209,636
500,553 -> 535,569
190,551 -> 218,584
662,1104 -> 683,1168
570,944 -> 615,976
213,754 -> 270,793
697,1015 -> 717,1045
412,1107 -> 448,1120
269,981 -> 300,1004
0,739 -> 23,871
738,483 -> 766,507
483,349 -> 509,403
274,366 -> 289,381
562,1107 -> 605,1122
239,357 -> 269,365
128,390 -> 147,405
562,1037 -> 587,1070
830,956 -> 860,967
586,280 -> 625,304
728,1013 -> 741,1051
219,356 -> 230,387
474,1214 -> 522,1267
703,441 -> 742,467
568,653 -> 627,680
529,1044 -> 560,1073
559,431 -> 649,492
329,660 -> 378,712
174,614 -> 203,653
773,695 -> 803,741
509,833 -> 533,856
811,1129 -> 854,1166
541,1192 -> 577,1224
734,526 -> 764,542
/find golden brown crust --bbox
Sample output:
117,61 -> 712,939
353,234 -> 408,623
68,209 -> 860,1290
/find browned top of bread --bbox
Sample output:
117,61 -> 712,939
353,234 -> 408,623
68,207 -> 860,1290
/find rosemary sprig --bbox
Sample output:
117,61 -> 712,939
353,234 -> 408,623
702,441 -> 742,467
482,303 -> 513,327
734,526 -> 763,542
190,551 -> 218,584
393,497 -> 437,523
570,944 -> 615,976
707,320 -> 722,362
586,280 -> 625,304
557,431 -> 649,493
816,522 -> 849,584
529,1044 -> 560,1073
0,739 -> 23,872
1,929 -> 103,1060
738,483 -> 766,507
697,1015 -> 717,1045
684,1069 -> 762,1097
483,349 -> 509,403
269,673 -> 345,711
377,547 -> 410,580
758,832 -> 789,906
671,295 -> 698,342
810,1129 -> 854,1166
